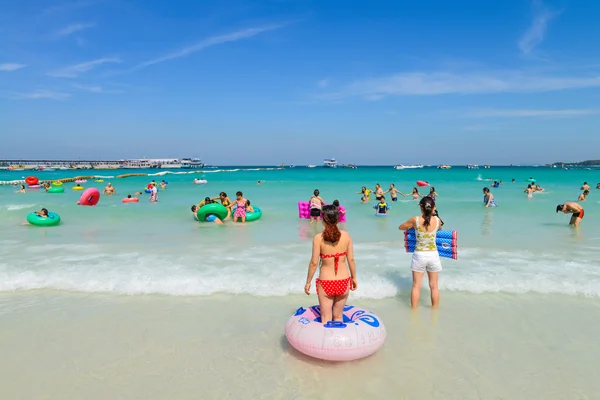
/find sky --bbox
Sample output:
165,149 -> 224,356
1,0 -> 600,165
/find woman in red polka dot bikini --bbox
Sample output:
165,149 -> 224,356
304,205 -> 358,324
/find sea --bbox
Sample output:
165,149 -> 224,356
0,166 -> 599,399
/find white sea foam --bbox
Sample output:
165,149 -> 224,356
0,204 -> 37,211
0,242 -> 598,298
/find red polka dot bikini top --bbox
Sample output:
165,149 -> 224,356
320,252 -> 347,275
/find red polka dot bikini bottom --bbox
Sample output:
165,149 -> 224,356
316,277 -> 351,297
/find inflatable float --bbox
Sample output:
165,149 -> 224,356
404,228 -> 458,259
52,181 -> 63,186
96,179 -> 104,183
27,212 -> 61,227
25,176 -> 38,185
231,205 -> 262,222
197,203 -> 228,222
416,180 -> 429,187
78,188 -> 100,206
72,186 -> 84,191
285,305 -> 386,361
193,179 -> 208,184
47,187 -> 64,193
75,179 -> 87,184
298,201 -> 347,223
28,184 -> 41,189
527,178 -> 536,183
122,197 -> 139,203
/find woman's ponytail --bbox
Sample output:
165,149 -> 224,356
321,205 -> 341,243
419,196 -> 435,228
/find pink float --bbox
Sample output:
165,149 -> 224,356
28,184 -> 41,189
75,179 -> 87,184
285,305 -> 386,361
79,188 -> 100,206
298,201 -> 346,223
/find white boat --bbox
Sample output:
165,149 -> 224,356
394,164 -> 423,170
323,158 -> 338,168
437,164 -> 451,169
467,164 -> 479,169
307,164 -> 317,168
181,157 -> 205,169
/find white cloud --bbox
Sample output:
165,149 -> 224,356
0,63 -> 27,71
518,0 -> 557,55
72,83 -> 123,93
132,25 -> 284,71
318,79 -> 330,88
466,109 -> 598,118
54,22 -> 96,37
48,57 -> 120,78
327,70 -> 600,100
11,90 -> 71,100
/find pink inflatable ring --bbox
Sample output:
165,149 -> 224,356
285,305 -> 386,361
298,201 -> 346,223
79,188 -> 100,206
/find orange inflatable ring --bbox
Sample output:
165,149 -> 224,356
122,197 -> 139,203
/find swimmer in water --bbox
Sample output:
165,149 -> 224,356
581,182 -> 590,191
332,199 -> 345,217
577,190 -> 589,202
408,187 -> 422,200
384,184 -> 405,202
597,183 -> 600,189
16,185 -> 25,193
525,184 -> 534,198
556,202 -> 584,227
483,187 -> 497,207
245,199 -> 254,213
103,182 -> 116,195
374,184 -> 384,201
309,189 -> 325,223
196,199 -> 224,224
35,208 -> 49,218
357,186 -> 372,203
257,180 -> 262,185
374,196 -> 389,214
160,180 -> 167,189
512,179 -> 516,183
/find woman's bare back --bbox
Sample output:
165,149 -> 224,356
317,231 -> 351,280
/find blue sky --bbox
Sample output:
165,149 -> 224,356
1,0 -> 599,165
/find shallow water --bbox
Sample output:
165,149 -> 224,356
1,166 -> 598,298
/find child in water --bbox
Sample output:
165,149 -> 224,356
357,186 -> 371,203
245,200 -> 254,212
309,189 -> 325,223
332,199 -> 345,217
374,197 -> 389,214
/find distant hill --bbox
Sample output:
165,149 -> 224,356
551,160 -> 600,166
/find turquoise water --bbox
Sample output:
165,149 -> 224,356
1,166 -> 599,297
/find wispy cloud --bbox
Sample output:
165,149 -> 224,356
0,63 -> 27,72
318,79 -> 330,88
54,22 -> 96,38
326,70 -> 600,100
466,108 -> 599,118
11,90 -> 71,100
48,57 -> 120,78
132,25 -> 284,71
518,0 -> 557,55
72,83 -> 123,94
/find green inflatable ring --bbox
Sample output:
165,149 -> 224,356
232,206 -> 262,222
48,187 -> 65,193
52,181 -> 63,186
27,212 -> 61,227
197,203 -> 228,222
527,178 -> 536,183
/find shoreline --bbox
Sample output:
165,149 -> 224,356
1,290 -> 598,399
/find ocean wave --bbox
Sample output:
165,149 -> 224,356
0,243 -> 598,298
0,204 -> 37,211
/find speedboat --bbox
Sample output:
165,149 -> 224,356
394,164 -> 423,170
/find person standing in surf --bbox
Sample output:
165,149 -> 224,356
304,205 -> 358,323
398,197 -> 442,309
556,202 -> 584,227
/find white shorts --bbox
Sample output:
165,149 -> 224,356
411,251 -> 442,273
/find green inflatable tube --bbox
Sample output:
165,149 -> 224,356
27,212 -> 61,227
48,187 -> 65,193
232,206 -> 262,222
197,203 -> 228,222
527,178 -> 536,183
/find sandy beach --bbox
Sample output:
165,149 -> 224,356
1,291 -> 598,400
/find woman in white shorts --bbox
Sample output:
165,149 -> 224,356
398,196 -> 441,309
